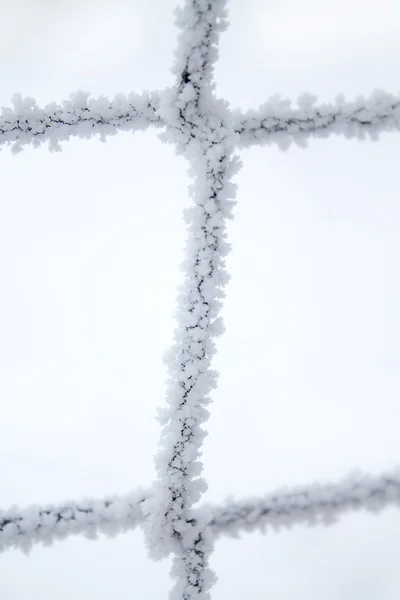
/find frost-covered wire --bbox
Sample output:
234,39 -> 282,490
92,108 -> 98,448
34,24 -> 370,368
139,3 -> 240,596
172,0 -> 228,98
233,90 -> 400,150
0,489 -> 148,554
0,90 -> 163,153
142,105 -> 241,597
2,466 -> 400,555
206,467 -> 400,539
3,0 -> 400,598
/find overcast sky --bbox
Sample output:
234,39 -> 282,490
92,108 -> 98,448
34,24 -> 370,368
1,0 -> 400,598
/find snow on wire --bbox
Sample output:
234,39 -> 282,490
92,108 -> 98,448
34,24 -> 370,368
2,468 -> 400,554
2,0 -> 400,598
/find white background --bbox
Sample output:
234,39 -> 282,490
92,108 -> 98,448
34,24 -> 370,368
1,0 -> 400,598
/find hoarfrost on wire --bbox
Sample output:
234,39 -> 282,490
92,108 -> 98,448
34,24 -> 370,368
2,467 -> 400,553
2,0 -> 400,597
2,88 -> 400,155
